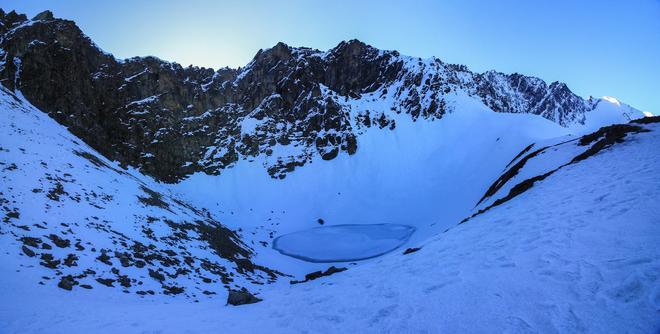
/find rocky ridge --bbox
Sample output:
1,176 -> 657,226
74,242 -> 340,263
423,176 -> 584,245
0,9 -> 612,182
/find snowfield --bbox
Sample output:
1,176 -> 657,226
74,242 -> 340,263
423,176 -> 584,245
0,82 -> 658,332
0,87 -> 280,305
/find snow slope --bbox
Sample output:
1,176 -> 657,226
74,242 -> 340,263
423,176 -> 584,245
168,91 -> 576,272
576,96 -> 650,134
0,87 -> 280,302
1,95 -> 658,332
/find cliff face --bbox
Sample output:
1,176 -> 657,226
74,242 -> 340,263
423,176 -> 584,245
1,10 -> 597,182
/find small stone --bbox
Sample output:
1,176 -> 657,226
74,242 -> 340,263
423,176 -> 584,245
403,247 -> 421,255
57,275 -> 77,291
21,245 -> 35,257
148,268 -> 165,282
63,253 -> 78,266
96,252 -> 112,265
95,278 -> 114,287
48,234 -> 70,248
20,237 -> 41,248
39,253 -> 60,269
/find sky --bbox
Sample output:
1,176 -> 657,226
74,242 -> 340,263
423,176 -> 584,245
2,0 -> 659,114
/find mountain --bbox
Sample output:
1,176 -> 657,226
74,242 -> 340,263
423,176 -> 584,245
2,84 -> 659,332
1,8 -> 658,333
0,10 -> 645,182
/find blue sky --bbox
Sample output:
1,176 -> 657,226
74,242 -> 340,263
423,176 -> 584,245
3,0 -> 659,113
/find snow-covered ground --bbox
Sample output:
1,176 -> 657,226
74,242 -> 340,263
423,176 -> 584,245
167,90 -> 643,275
2,108 -> 658,333
1,83 -> 658,333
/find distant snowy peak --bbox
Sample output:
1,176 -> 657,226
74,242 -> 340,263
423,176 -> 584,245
251,40 -> 640,128
580,96 -> 647,132
0,10 -> 648,182
477,72 -> 588,126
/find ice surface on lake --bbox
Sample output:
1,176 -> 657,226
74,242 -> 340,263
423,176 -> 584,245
272,224 -> 415,262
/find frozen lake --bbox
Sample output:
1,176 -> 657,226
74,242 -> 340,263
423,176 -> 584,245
272,224 -> 415,262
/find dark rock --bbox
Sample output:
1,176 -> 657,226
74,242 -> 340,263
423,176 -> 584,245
137,186 -> 170,209
5,211 -> 19,219
63,253 -> 78,267
290,266 -> 347,284
57,275 -> 78,290
39,253 -> 60,269
114,251 -> 132,267
403,247 -> 421,255
227,288 -> 262,306
48,234 -> 71,248
95,278 -> 115,287
117,275 -> 131,288
46,182 -> 67,201
20,237 -> 41,247
320,147 -> 339,160
96,251 -> 112,265
148,268 -> 165,282
631,115 -> 660,124
32,10 -> 54,21
21,245 -> 35,257
162,285 -> 184,295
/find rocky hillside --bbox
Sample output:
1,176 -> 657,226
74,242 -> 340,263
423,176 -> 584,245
1,9 -> 640,182
0,86 -> 280,300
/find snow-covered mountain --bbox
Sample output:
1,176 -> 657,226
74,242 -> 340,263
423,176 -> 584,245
1,8 -> 658,334
0,10 -> 645,182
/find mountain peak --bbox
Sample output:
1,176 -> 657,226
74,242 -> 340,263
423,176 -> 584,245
339,39 -> 369,48
254,41 -> 293,62
267,41 -> 291,54
32,10 -> 54,21
330,39 -> 377,56
0,9 -> 28,31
